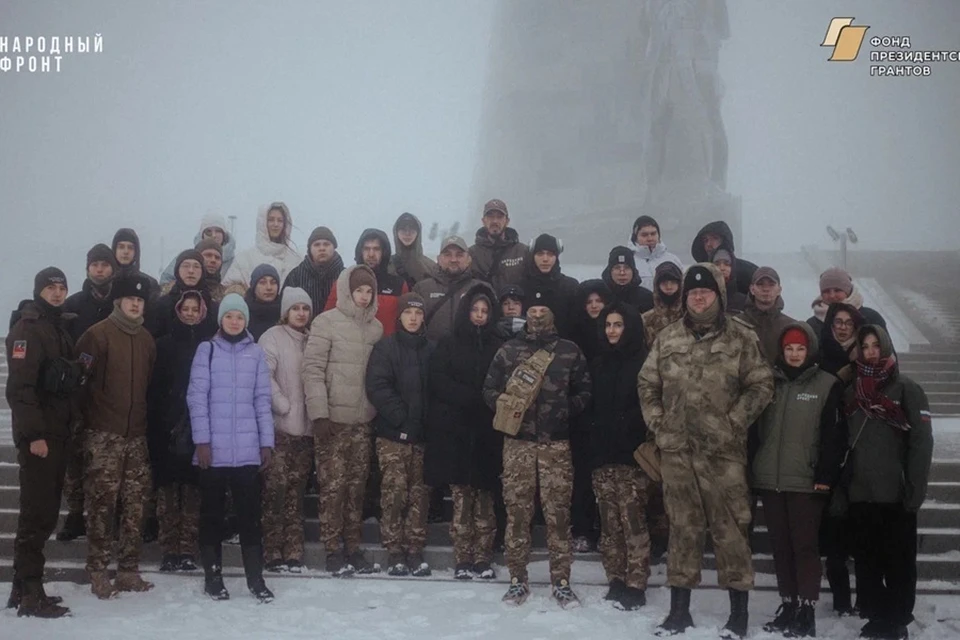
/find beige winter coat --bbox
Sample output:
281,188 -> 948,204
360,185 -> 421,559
259,324 -> 311,437
302,265 -> 384,425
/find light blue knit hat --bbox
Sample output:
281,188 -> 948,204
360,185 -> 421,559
218,292 -> 249,326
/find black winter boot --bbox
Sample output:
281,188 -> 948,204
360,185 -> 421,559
241,545 -> 274,603
656,587 -> 694,636
56,512 -> 86,541
721,589 -> 749,639
604,578 -> 626,601
201,545 -> 229,600
141,516 -> 159,543
786,601 -> 817,638
764,597 -> 798,633
614,586 -> 647,611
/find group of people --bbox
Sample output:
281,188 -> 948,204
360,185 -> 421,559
5,199 -> 933,640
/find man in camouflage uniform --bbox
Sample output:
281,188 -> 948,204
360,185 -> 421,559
75,274 -> 157,599
483,301 -> 591,607
639,263 -> 773,639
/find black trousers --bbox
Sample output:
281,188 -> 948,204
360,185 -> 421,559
570,430 -> 597,541
820,512 -> 854,610
14,439 -> 67,583
848,502 -> 918,626
199,466 -> 262,549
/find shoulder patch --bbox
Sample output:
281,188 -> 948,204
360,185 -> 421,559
79,352 -> 94,368
11,341 -> 27,359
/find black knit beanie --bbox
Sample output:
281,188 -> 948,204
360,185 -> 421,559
34,267 -> 68,299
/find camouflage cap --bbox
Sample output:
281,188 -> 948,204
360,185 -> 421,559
483,199 -> 508,216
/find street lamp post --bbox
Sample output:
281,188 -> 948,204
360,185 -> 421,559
825,225 -> 858,271
228,215 -> 237,238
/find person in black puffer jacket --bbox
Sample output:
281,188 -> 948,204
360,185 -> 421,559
424,283 -> 503,579
569,279 -> 613,364
244,264 -> 282,341
365,293 -> 435,577
520,234 -> 579,340
601,246 -> 654,314
147,291 -> 216,573
584,302 -> 651,611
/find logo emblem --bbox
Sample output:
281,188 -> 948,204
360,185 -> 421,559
822,18 -> 870,61
12,341 -> 27,359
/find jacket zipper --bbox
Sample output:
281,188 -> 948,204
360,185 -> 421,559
231,341 -> 238,466
127,333 -> 135,437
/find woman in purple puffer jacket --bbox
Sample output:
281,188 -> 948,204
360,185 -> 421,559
187,293 -> 275,603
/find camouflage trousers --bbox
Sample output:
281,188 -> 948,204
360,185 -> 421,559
157,483 -> 200,557
592,464 -> 652,589
502,438 -> 573,583
83,431 -> 150,573
647,481 -> 670,546
262,431 -> 313,563
660,451 -> 754,590
63,427 -> 86,514
377,438 -> 428,555
315,423 -> 371,554
450,485 -> 496,565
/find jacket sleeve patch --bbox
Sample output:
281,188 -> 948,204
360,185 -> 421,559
11,341 -> 26,359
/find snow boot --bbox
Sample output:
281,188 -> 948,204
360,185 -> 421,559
721,589 -> 749,639
202,544 -> 230,600
656,587 -> 694,636
552,578 -> 580,609
89,571 -> 119,600
265,559 -> 287,573
115,571 -> 155,592
285,559 -> 305,574
454,562 -> 474,580
17,580 -> 70,618
179,554 -> 198,571
860,619 -> 907,639
326,549 -> 353,576
764,597 -> 798,633
409,551 -> 431,577
141,516 -> 159,543
347,549 -> 380,575
387,552 -> 409,576
56,511 -> 86,541
473,561 -> 496,580
604,578 -> 626,601
241,544 -> 273,602
502,576 -> 530,606
786,601 -> 816,638
614,586 -> 646,611
7,579 -> 64,610
160,553 -> 181,572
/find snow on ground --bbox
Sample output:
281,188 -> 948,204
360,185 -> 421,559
4,573 -> 960,640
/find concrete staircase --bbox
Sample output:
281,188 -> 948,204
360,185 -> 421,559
899,351 -> 960,416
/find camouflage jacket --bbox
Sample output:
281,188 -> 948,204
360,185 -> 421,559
639,312 -> 774,464
483,328 -> 591,443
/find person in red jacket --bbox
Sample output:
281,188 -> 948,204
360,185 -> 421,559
323,229 -> 408,335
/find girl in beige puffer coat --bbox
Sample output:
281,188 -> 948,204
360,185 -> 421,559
301,265 -> 384,575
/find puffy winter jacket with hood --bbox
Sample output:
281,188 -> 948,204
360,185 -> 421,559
469,226 -> 528,293
111,228 -> 161,302
259,323 -> 311,437
302,265 -> 384,425
424,283 -> 503,490
323,229 -> 409,336
633,243 -> 683,292
388,212 -> 437,289
641,261 -> 684,347
690,221 -> 758,296
752,322 -> 846,493
159,212 -> 237,286
639,262 -> 774,464
187,331 -> 275,468
584,303 -> 649,471
222,203 -> 301,293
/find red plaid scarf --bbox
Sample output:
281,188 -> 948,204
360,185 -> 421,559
846,355 -> 909,430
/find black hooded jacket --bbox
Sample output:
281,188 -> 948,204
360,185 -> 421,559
520,252 -> 579,340
424,283 -> 504,490
819,302 -> 864,383
111,228 -> 160,301
583,303 -> 649,470
147,253 -> 219,340
709,243 -> 747,313
568,279 -> 612,363
147,294 -> 216,485
354,229 -> 407,297
601,248 -> 655,314
64,279 -> 115,343
691,221 -> 758,296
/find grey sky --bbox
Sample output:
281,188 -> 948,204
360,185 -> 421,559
2,1 -> 959,315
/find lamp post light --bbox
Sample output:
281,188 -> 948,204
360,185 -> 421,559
825,225 -> 858,271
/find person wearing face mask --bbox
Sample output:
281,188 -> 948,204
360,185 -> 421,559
223,203 -> 300,294
843,326 -> 932,640
752,324 -> 845,638
424,284 -> 503,580
6,268 -> 83,618
641,261 -> 684,348
584,303 -> 651,612
631,215 -> 684,291
601,246 -> 654,314
483,301 -> 591,608
57,245 -> 120,544
149,249 -> 218,339
244,264 -> 282,341
258,288 -> 314,574
365,293 -> 436,577
147,291 -> 215,574
302,265 -> 384,577
639,263 -> 774,639
187,293 -> 275,603
75,274 -> 157,600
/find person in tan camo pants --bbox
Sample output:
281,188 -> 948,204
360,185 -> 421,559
259,287 -> 314,573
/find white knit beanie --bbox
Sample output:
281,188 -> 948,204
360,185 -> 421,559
280,287 -> 313,319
